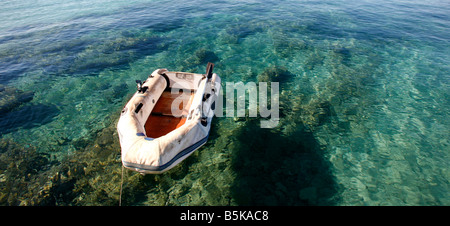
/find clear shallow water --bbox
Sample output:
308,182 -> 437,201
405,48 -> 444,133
0,0 -> 448,205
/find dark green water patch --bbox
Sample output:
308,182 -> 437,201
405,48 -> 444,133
0,84 -> 34,114
0,104 -> 59,136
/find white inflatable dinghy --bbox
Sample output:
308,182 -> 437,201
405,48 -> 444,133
117,63 -> 221,174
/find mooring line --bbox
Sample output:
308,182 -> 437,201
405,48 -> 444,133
119,165 -> 124,206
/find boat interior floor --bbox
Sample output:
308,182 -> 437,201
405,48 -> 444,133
145,90 -> 195,138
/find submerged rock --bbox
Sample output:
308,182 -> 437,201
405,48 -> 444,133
0,111 -> 123,206
0,84 -> 34,115
0,139 -> 54,205
257,66 -> 294,83
184,48 -> 219,66
0,103 -> 59,136
331,47 -> 352,66
273,35 -> 309,58
217,22 -> 264,44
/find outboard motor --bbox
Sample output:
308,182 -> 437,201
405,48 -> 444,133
136,80 -> 148,93
201,62 -> 214,126
136,80 -> 143,92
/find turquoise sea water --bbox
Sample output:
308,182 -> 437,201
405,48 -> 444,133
0,0 -> 448,205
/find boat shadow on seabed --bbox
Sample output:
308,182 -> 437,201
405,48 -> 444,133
228,116 -> 341,206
